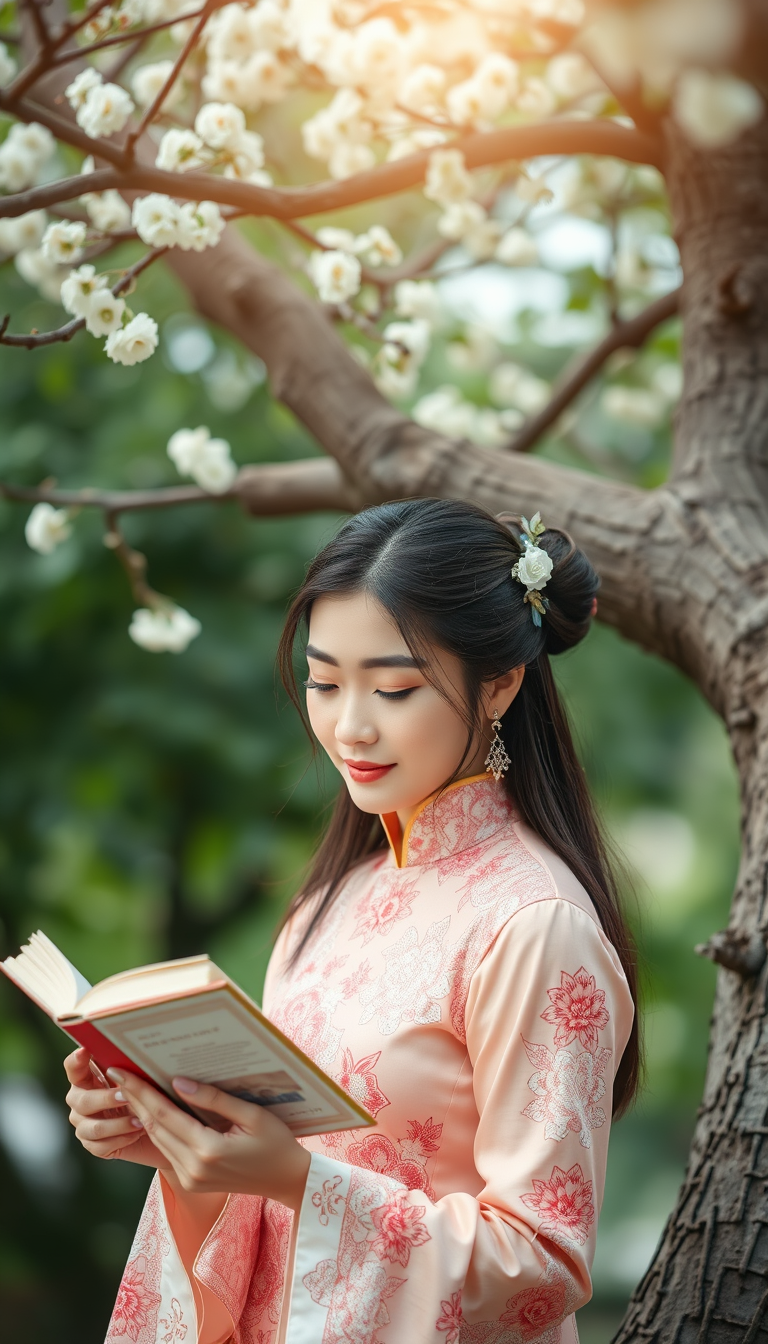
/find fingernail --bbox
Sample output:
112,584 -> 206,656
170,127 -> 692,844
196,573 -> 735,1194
106,1069 -> 124,1084
130,1117 -> 144,1129
114,1090 -> 126,1103
172,1076 -> 198,1095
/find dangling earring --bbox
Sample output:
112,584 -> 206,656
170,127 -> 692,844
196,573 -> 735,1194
485,709 -> 511,781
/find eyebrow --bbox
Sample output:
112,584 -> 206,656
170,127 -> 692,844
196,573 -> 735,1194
305,644 -> 422,670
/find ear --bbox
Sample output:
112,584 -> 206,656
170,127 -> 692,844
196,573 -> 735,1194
481,665 -> 525,720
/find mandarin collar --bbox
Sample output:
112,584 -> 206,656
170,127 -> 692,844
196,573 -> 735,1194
380,773 -> 516,869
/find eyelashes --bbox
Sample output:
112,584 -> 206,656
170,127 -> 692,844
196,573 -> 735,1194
302,679 -> 416,701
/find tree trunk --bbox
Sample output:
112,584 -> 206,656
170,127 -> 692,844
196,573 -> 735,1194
613,118 -> 768,1344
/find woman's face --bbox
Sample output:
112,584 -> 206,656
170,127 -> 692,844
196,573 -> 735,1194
304,591 -> 521,825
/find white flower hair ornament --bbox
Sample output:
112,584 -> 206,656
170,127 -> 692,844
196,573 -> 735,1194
511,511 -> 554,627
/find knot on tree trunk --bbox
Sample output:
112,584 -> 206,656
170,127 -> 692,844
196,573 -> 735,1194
717,263 -> 755,318
695,926 -> 766,978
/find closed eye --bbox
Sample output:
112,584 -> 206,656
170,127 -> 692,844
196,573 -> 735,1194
303,679 -> 417,701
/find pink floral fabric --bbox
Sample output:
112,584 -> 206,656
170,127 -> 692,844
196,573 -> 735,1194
108,774 -> 634,1344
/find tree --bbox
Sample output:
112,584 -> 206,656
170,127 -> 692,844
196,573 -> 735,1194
0,1 -> 766,1339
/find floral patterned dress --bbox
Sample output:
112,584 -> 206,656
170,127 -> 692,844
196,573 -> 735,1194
105,773 -> 634,1344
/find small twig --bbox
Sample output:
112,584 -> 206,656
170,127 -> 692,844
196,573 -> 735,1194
0,480 -> 229,510
6,0 -> 114,100
0,245 -> 167,348
695,927 -> 766,979
124,0 -> 214,160
50,7 -> 207,67
103,508 -> 165,607
504,285 -> 681,453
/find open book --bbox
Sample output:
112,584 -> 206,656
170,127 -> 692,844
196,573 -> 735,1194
1,931 -> 375,1138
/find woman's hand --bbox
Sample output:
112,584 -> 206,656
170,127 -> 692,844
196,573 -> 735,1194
106,1068 -> 312,1213
64,1048 -> 171,1169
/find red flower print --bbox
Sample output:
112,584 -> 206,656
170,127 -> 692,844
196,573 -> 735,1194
521,1163 -> 595,1245
312,1175 -> 345,1226
336,1049 -> 391,1117
500,1283 -> 566,1337
541,966 -> 610,1052
352,871 -> 418,945
521,1038 -> 611,1148
159,1298 -> 188,1343
370,1189 -> 431,1265
111,1256 -> 162,1342
347,1127 -> 437,1197
436,1291 -> 464,1341
270,985 -> 342,1071
341,959 -> 372,999
397,1116 -> 442,1163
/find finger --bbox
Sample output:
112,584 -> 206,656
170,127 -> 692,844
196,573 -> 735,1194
75,1114 -> 145,1144
80,1132 -> 145,1160
172,1077 -> 262,1129
64,1048 -> 95,1086
66,1083 -> 127,1117
109,1070 -> 210,1148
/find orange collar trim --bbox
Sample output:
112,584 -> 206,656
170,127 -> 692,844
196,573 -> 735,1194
380,772 -> 492,869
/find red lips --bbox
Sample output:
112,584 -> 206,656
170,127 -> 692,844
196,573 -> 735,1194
343,759 -> 396,783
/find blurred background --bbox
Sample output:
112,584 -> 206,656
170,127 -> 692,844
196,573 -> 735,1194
0,223 -> 739,1342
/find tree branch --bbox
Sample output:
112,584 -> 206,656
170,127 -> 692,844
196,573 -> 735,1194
124,0 -> 215,159
0,245 -> 167,347
0,116 -> 664,222
505,286 -> 682,453
1,457 -> 360,517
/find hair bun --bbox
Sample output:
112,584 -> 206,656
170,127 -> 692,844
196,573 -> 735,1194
496,512 -> 599,656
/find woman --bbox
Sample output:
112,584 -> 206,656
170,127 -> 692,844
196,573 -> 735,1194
64,498 -> 639,1344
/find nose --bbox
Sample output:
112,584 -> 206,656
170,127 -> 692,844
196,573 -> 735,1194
334,693 -> 378,749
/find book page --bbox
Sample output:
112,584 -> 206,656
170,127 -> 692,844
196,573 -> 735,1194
95,987 -> 370,1137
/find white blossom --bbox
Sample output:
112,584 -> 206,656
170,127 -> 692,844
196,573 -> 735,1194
239,50 -> 293,106
393,279 -> 441,325
66,68 -> 102,111
167,425 -> 237,492
25,503 -> 71,555
223,129 -> 266,179
513,545 -> 553,592
176,200 -> 225,251
354,225 -> 402,266
41,220 -> 87,266
490,362 -> 550,414
517,77 -> 558,118
87,190 -> 131,234
516,172 -> 554,205
77,83 -> 135,138
155,128 -> 205,172
378,317 -> 431,393
105,312 -> 159,365
0,40 -> 17,86
348,18 -> 401,89
131,60 -> 183,109
602,385 -> 666,427
387,128 -> 447,161
438,199 -> 487,241
84,290 -> 126,337
446,323 -> 497,372
400,64 -> 446,113
308,248 -> 362,304
0,122 -> 55,192
247,0 -> 291,53
0,210 -> 47,255
424,148 -> 472,207
60,263 -> 109,317
15,247 -> 65,302
412,385 -> 479,439
129,605 -> 201,653
546,52 -> 603,102
194,100 -> 246,149
447,53 -> 518,125
316,226 -> 356,252
201,59 -> 250,106
674,69 -> 763,148
329,142 -> 376,180
132,193 -> 181,247
496,227 -> 539,266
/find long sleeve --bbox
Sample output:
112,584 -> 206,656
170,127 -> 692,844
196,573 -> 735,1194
282,897 -> 633,1343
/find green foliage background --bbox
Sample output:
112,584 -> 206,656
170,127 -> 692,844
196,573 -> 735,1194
0,258 -> 739,1343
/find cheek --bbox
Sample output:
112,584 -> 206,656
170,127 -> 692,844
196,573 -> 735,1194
306,695 -> 335,749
